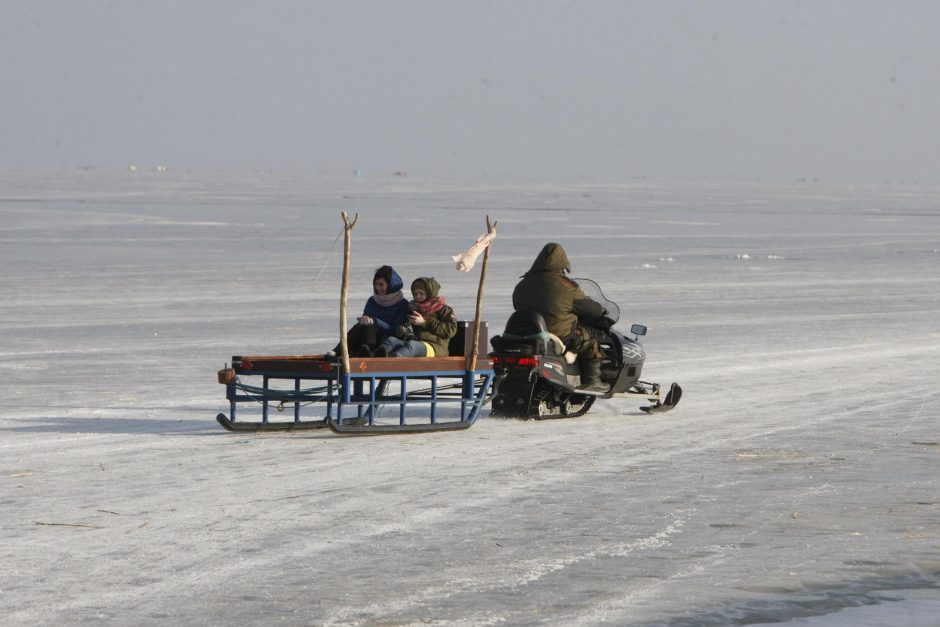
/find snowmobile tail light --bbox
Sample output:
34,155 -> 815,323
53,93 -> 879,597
490,355 -> 537,367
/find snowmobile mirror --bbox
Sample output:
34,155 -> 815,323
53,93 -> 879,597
630,324 -> 647,338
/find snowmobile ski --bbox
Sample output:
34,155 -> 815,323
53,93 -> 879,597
640,382 -> 682,414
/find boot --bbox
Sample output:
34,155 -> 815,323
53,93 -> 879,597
578,360 -> 607,393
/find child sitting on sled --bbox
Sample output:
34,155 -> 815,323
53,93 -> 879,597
376,277 -> 457,357
332,265 -> 410,357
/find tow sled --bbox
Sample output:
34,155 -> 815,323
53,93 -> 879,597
216,324 -> 494,434
215,213 -> 500,436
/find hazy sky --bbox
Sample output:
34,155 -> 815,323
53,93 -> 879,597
2,1 -> 938,183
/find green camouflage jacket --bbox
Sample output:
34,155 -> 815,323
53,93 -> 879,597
511,243 -> 592,340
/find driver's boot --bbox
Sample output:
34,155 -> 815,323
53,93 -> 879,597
578,360 -> 607,393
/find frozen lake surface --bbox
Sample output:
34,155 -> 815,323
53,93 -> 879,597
2,170 -> 939,625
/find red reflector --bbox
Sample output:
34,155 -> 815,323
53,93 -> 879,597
517,357 -> 538,367
505,356 -> 518,365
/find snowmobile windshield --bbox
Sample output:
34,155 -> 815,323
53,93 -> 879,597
572,278 -> 620,324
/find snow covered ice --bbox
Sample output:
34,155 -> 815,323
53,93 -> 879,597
2,169 -> 939,625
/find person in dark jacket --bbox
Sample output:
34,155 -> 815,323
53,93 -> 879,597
333,265 -> 410,357
512,243 -> 607,391
377,277 -> 457,357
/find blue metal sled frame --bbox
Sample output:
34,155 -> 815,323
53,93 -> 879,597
216,355 -> 495,435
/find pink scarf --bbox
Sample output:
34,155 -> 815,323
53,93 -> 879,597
373,290 -> 404,307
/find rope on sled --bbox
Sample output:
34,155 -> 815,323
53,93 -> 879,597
310,226 -> 345,285
232,377 -> 335,401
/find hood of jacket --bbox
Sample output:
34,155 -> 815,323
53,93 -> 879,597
411,276 -> 441,299
526,242 -> 571,275
387,268 -> 404,293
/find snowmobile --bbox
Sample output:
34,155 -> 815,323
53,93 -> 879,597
488,279 -> 681,419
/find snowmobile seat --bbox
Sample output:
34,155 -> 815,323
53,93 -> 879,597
492,311 -> 574,361
504,310 -> 549,336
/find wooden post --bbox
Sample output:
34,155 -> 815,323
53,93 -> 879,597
339,211 -> 359,374
467,216 -> 497,371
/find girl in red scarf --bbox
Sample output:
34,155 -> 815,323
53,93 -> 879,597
377,277 -> 457,357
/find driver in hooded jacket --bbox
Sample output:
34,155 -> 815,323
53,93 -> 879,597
512,242 -> 608,392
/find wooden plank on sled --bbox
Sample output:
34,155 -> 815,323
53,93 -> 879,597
231,355 -> 493,376
232,355 -> 335,375
343,356 -> 493,374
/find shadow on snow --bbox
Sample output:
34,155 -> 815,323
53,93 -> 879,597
1,415 -> 223,435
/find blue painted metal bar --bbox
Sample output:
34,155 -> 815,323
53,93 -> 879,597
219,356 -> 494,434
229,385 -> 237,422
399,376 -> 407,425
294,378 -> 301,423
461,371 -> 469,421
368,377 -> 378,426
262,375 -> 269,424
339,372 -> 352,425
326,377 -> 334,420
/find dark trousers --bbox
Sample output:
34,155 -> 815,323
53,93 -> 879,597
333,323 -> 379,354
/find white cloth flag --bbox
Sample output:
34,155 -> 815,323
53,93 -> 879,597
453,231 -> 496,272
